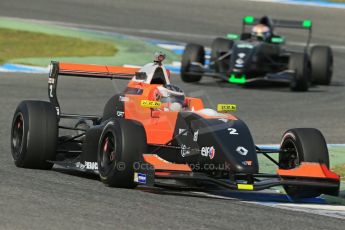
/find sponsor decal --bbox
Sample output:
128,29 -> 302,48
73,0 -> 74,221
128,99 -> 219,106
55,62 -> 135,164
55,107 -> 60,115
217,104 -> 237,112
178,128 -> 187,136
180,144 -> 191,157
236,146 -> 248,156
237,184 -> 253,190
238,53 -> 246,58
134,173 -> 147,184
201,146 -> 216,159
49,84 -> 53,98
193,130 -> 199,142
235,53 -> 246,67
140,100 -> 161,108
228,128 -> 239,135
242,160 -> 253,166
75,162 -> 85,169
218,118 -> 228,123
117,111 -> 125,117
138,173 -> 147,184
48,78 -> 55,84
85,161 -> 98,170
76,161 -> 98,170
235,59 -> 244,65
237,44 -> 254,49
235,58 -> 244,68
119,96 -> 129,102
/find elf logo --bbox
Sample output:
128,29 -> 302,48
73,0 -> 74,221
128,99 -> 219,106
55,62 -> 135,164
201,146 -> 216,159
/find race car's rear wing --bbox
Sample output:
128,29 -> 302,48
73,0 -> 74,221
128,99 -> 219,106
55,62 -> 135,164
52,61 -> 139,79
242,16 -> 312,30
48,61 -> 139,120
242,16 -> 312,46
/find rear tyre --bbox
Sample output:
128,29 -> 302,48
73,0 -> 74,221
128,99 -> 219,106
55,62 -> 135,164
288,53 -> 310,92
102,96 -> 117,121
11,100 -> 58,169
279,128 -> 330,198
181,43 -> 205,82
98,119 -> 147,188
310,46 -> 333,85
210,37 -> 233,73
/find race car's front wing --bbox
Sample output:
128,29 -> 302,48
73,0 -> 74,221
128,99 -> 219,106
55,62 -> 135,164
51,153 -> 340,196
186,62 -> 295,85
136,156 -> 340,196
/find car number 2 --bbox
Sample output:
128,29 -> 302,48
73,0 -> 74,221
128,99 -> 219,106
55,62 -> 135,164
228,128 -> 238,135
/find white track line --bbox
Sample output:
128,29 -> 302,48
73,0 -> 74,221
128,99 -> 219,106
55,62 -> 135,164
254,202 -> 345,219
191,191 -> 345,220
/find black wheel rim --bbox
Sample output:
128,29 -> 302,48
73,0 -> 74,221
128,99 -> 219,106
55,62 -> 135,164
12,114 -> 24,156
280,139 -> 300,169
100,132 -> 116,174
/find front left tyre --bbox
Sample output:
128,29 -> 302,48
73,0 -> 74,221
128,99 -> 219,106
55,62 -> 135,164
98,119 -> 147,188
288,53 -> 311,92
11,100 -> 58,169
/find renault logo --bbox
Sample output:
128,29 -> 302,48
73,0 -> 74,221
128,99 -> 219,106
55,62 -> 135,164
236,146 -> 248,156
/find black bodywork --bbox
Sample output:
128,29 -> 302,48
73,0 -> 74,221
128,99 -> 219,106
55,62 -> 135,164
185,16 -> 313,86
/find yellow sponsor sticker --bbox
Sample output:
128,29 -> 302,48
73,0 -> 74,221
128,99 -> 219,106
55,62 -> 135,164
217,104 -> 237,112
140,100 -> 161,109
237,184 -> 254,190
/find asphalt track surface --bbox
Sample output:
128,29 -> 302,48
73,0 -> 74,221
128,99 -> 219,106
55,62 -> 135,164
0,0 -> 345,229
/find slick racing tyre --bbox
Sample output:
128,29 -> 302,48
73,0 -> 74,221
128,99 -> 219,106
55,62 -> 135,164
210,37 -> 233,73
279,128 -> 333,199
181,43 -> 205,82
288,53 -> 311,92
310,45 -> 333,85
11,100 -> 58,169
98,119 -> 147,188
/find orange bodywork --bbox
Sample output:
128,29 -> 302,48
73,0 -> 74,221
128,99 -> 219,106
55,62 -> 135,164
123,81 -> 237,144
124,82 -> 179,144
59,63 -> 139,76
277,162 -> 340,180
143,154 -> 191,172
56,62 -> 240,171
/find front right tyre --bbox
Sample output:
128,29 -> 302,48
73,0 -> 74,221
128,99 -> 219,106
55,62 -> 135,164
210,37 -> 233,73
279,128 -> 335,199
181,43 -> 205,82
310,45 -> 333,85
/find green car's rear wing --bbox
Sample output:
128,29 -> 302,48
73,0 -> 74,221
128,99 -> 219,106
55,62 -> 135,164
242,16 -> 313,46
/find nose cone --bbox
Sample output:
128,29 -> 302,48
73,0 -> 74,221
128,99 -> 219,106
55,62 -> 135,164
205,119 -> 259,174
230,42 -> 257,73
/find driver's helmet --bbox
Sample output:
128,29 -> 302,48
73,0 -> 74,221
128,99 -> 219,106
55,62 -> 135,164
157,84 -> 185,112
251,24 -> 271,41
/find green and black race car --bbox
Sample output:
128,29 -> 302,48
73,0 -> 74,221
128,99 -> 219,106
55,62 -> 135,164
181,16 -> 333,91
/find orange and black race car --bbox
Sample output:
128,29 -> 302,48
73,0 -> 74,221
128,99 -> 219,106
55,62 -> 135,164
11,53 -> 339,199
